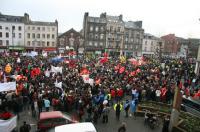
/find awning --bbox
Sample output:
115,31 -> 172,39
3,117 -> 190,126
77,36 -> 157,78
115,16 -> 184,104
43,47 -> 57,51
9,47 -> 24,50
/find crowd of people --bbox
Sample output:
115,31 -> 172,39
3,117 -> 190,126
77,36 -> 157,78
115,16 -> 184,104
0,51 -> 200,132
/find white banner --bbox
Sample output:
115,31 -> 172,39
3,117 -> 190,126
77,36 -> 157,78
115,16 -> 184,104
81,75 -> 94,86
55,81 -> 62,89
0,116 -> 17,132
51,65 -> 63,73
0,82 -> 16,92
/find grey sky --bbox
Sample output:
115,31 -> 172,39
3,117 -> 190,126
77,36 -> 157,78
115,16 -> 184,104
1,0 -> 200,38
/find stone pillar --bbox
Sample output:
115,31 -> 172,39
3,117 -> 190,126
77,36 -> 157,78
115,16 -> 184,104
169,87 -> 182,132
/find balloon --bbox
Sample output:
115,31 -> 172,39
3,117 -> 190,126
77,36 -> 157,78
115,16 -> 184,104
5,64 -> 12,73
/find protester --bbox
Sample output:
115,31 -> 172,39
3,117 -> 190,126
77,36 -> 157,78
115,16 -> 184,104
20,121 -> 31,132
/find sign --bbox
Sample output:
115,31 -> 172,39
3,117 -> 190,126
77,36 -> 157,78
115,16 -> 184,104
0,82 -> 16,92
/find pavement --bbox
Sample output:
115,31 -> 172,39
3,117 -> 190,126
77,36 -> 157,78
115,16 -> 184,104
17,98 -> 163,132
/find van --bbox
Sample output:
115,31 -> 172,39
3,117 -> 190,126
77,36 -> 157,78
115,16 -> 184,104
48,122 -> 97,132
37,111 -> 78,131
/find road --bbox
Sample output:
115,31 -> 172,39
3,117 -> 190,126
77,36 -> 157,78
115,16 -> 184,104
17,106 -> 162,132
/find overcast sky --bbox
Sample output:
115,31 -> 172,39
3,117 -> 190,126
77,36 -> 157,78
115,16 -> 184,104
1,0 -> 200,38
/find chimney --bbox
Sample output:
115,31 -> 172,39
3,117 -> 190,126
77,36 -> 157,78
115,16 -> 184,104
24,13 -> 29,22
119,14 -> 123,21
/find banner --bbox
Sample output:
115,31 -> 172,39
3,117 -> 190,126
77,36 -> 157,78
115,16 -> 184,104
81,75 -> 89,83
51,65 -> 63,73
0,82 -> 16,92
54,81 -> 62,89
0,116 -> 17,132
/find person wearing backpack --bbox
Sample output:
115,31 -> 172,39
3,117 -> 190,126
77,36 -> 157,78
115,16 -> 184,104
102,105 -> 110,123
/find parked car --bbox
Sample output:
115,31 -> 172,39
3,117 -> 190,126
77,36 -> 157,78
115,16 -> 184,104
48,122 -> 97,132
37,111 -> 78,132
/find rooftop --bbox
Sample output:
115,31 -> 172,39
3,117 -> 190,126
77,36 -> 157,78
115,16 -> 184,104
0,13 -> 24,23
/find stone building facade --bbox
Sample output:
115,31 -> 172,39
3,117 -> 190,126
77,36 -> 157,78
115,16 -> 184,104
124,21 -> 144,57
24,13 -> 58,52
0,13 -> 25,51
0,12 -> 58,52
57,28 -> 84,54
142,33 -> 164,57
83,12 -> 144,57
83,12 -> 107,55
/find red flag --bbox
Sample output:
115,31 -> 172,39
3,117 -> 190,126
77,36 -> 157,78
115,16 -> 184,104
129,58 -> 138,66
136,68 -> 141,73
69,60 -> 77,68
100,57 -> 108,64
95,78 -> 101,85
119,66 -> 125,73
103,52 -> 108,58
114,64 -> 120,71
130,71 -> 136,76
80,67 -> 89,75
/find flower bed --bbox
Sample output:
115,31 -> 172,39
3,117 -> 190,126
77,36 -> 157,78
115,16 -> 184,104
138,101 -> 200,132
178,112 -> 200,132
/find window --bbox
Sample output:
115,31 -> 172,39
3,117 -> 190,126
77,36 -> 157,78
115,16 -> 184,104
95,27 -> 98,32
0,32 -> 2,37
52,28 -> 55,31
145,47 -> 147,51
5,27 -> 9,30
32,27 -> 35,30
47,41 -> 50,46
27,41 -> 30,46
6,40 -> 9,46
110,26 -> 113,31
47,27 -> 50,31
101,27 -> 104,31
52,34 -> 55,39
125,45 -> 128,49
37,34 -> 40,38
18,26 -> 21,31
52,42 -> 55,46
136,45 -> 138,50
19,33 -> 21,38
145,41 -> 147,45
37,27 -> 40,31
28,26 -> 30,30
32,41 -> 35,46
42,34 -> 45,38
6,32 -> 9,38
42,27 -> 45,31
89,33 -> 93,39
0,26 -> 2,29
32,33 -> 35,39
118,27 -> 121,32
12,33 -> 15,38
47,34 -> 50,39
12,26 -> 15,30
42,41 -> 45,46
37,41 -> 41,46
100,34 -> 104,40
27,33 -> 30,38
151,41 -> 153,45
100,42 -> 103,46
0,40 -> 2,45
95,34 -> 98,39
94,42 -> 98,47
89,41 -> 92,46
90,26 -> 93,31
